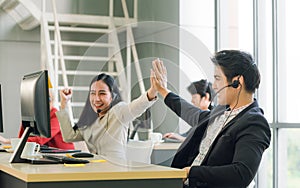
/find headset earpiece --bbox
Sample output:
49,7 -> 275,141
230,79 -> 240,89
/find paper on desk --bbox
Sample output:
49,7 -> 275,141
63,163 -> 86,167
90,159 -> 106,163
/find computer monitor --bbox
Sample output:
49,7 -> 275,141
10,70 -> 51,163
129,108 -> 151,140
0,84 -> 3,133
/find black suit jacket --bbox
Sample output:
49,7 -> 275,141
165,92 -> 271,188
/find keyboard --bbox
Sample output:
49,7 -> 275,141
163,137 -> 182,143
42,154 -> 90,164
40,145 -> 82,154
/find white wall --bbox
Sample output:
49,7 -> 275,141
179,0 -> 215,134
0,10 -> 41,137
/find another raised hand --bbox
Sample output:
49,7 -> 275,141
60,88 -> 72,110
151,58 -> 170,98
0,135 -> 10,144
163,132 -> 186,142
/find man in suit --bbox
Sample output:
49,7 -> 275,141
151,50 -> 271,187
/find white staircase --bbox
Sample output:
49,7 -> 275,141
0,0 -> 41,30
41,15 -> 128,122
1,0 -> 146,125
46,0 -> 145,124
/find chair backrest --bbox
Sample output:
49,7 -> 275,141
126,140 -> 154,164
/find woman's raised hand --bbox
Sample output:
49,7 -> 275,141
60,88 -> 72,109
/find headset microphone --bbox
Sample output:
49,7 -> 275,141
209,79 -> 240,107
97,109 -> 101,113
209,84 -> 230,109
208,80 -> 240,109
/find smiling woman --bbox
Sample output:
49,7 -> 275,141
56,73 -> 157,160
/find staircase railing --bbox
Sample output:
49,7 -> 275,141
121,0 -> 146,96
120,0 -> 153,133
41,0 -> 74,123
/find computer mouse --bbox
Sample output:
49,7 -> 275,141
71,152 -> 94,158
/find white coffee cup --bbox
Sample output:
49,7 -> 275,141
10,138 -> 21,151
149,132 -> 163,143
21,142 -> 40,158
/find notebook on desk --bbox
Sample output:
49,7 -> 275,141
27,157 -> 60,164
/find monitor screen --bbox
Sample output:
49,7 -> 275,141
20,70 -> 51,138
0,84 -> 3,133
10,70 -> 51,163
129,109 -> 151,140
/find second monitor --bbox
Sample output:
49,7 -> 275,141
10,70 -> 51,163
0,84 -> 3,133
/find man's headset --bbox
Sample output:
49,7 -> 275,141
228,77 -> 240,89
227,60 -> 256,89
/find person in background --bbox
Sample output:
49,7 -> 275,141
0,80 -> 75,150
56,73 -> 157,160
163,79 -> 215,142
151,50 -> 271,187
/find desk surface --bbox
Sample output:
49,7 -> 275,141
0,153 -> 186,183
153,142 -> 181,150
152,142 -> 181,166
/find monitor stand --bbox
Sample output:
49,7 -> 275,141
9,126 -> 32,163
9,126 -> 60,164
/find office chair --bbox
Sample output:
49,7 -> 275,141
126,139 -> 154,164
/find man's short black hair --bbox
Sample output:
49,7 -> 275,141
211,50 -> 260,93
187,79 -> 214,101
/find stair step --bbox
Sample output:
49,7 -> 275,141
1,0 -> 41,30
0,0 -> 19,10
19,15 -> 40,30
57,86 -> 122,92
57,70 -> 118,76
45,13 -> 136,28
58,86 -> 89,91
50,40 -> 114,48
48,26 -> 111,33
52,55 -> 116,62
70,102 -> 85,107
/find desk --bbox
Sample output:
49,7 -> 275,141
151,142 -> 181,166
0,153 -> 186,188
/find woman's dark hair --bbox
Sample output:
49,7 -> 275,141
210,50 -> 260,93
76,73 -> 122,128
